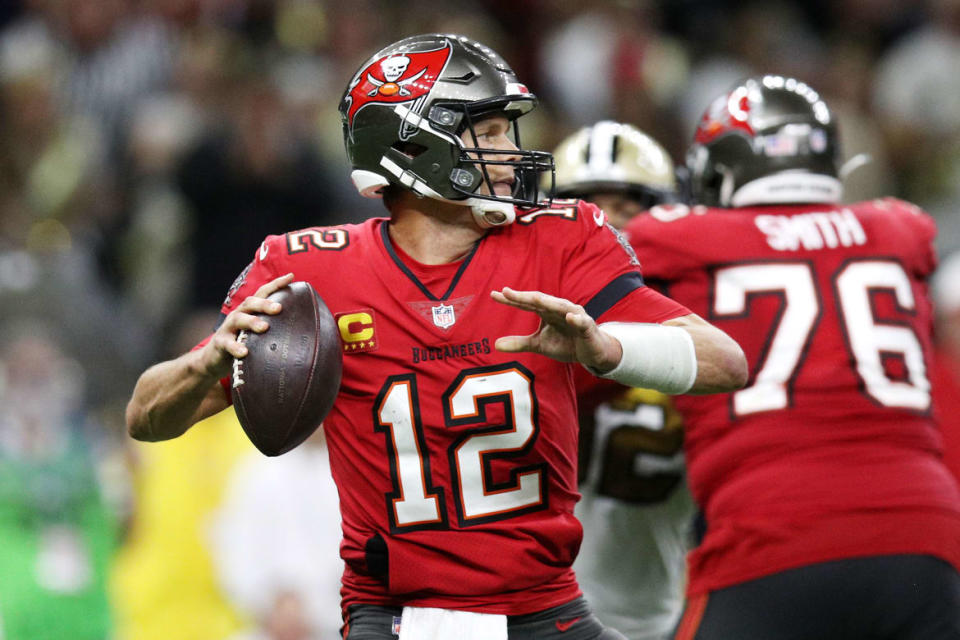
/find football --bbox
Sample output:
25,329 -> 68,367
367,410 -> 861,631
231,281 -> 342,456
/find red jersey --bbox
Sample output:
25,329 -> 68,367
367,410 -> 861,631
625,198 -> 960,596
216,200 -> 689,615
932,347 -> 960,483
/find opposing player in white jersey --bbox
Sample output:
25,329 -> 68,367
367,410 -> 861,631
551,122 -> 696,640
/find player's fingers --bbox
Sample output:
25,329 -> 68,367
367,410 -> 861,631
492,289 -> 582,325
491,290 -> 539,312
250,273 -> 295,314
502,287 -> 582,316
211,330 -> 250,359
238,294 -> 282,316
223,311 -> 270,335
566,311 -> 595,336
494,335 -> 535,353
254,272 -> 294,297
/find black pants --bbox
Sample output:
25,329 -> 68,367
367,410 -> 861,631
674,554 -> 960,640
344,596 -> 627,640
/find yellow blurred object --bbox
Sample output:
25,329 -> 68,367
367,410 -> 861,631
26,219 -> 71,253
109,407 -> 256,640
275,0 -> 327,51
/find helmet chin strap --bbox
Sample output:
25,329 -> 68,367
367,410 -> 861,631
468,199 -> 516,228
373,155 -> 518,228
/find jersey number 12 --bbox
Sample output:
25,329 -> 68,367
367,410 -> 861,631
374,363 -> 546,532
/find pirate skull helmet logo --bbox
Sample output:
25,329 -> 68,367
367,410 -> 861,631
366,55 -> 427,97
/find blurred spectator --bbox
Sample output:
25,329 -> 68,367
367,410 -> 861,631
539,0 -> 689,144
113,24 -> 213,335
873,0 -> 960,228
210,431 -> 343,640
818,40 -> 896,203
677,1 -> 824,140
931,251 -> 960,483
51,0 -> 174,149
116,93 -> 202,335
175,67 -> 342,308
0,4 -> 153,407
0,19 -> 112,245
110,310 -> 256,640
0,324 -> 118,640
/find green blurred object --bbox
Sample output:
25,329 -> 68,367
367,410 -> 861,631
0,425 -> 116,640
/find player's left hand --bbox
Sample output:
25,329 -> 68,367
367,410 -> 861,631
491,287 -> 623,372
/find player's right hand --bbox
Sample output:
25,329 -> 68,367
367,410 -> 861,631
199,273 -> 294,379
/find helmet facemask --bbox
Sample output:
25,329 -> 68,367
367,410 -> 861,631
451,105 -> 555,215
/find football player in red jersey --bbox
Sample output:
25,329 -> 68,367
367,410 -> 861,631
125,35 -> 747,640
623,75 -> 960,639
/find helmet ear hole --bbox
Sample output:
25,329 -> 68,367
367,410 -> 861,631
391,141 -> 428,159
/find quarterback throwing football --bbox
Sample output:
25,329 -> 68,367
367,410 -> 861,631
126,34 -> 746,640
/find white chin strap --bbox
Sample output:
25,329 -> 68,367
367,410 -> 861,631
352,164 -> 517,229
468,199 -> 516,228
728,172 -> 843,207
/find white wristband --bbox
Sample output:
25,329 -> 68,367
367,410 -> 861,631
588,322 -> 697,394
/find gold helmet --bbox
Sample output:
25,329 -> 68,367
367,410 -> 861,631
550,121 -> 678,208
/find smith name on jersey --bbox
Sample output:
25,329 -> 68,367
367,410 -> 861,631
214,200 -> 689,615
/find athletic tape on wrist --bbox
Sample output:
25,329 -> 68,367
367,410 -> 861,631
588,322 -> 697,394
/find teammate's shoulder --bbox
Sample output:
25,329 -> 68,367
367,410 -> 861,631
632,204 -> 722,227
851,197 -> 935,233
852,197 -> 930,218
625,204 -> 721,243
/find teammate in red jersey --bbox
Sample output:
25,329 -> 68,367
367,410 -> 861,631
624,75 -> 960,639
125,34 -> 747,640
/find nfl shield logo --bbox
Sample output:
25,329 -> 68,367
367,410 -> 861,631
432,303 -> 456,329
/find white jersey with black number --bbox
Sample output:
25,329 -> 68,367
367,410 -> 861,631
574,388 -> 695,640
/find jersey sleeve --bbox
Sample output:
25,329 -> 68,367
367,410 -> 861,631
558,200 -> 690,323
218,234 -> 287,317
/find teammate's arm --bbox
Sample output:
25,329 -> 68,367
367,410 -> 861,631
126,273 -> 294,441
491,287 -> 746,394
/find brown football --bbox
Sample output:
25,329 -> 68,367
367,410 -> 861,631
231,281 -> 342,456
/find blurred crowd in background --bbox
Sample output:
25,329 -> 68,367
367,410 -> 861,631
0,0 -> 959,638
